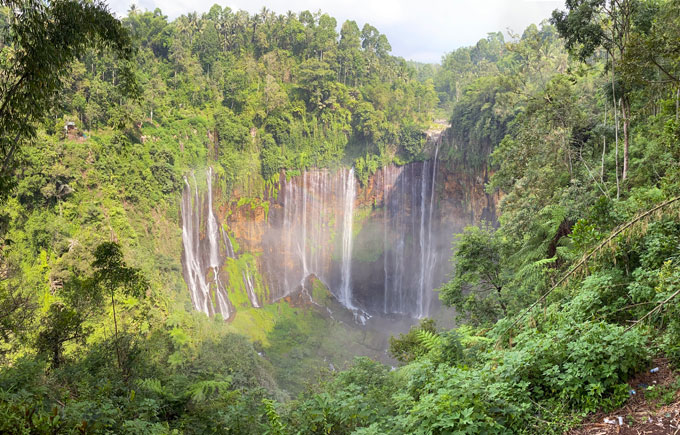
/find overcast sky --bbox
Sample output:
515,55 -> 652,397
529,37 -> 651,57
107,0 -> 564,63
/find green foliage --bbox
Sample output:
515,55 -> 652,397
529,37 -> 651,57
353,153 -> 380,186
388,318 -> 438,364
439,223 -> 510,325
0,0 -> 136,200
416,329 -> 442,352
91,242 -> 148,300
2,2 -> 680,433
284,357 -> 397,434
445,75 -> 515,168
495,320 -> 649,413
35,302 -> 86,368
215,107 -> 251,152
398,123 -> 427,161
262,398 -> 286,435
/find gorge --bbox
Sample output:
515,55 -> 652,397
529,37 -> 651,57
6,2 -> 680,431
180,136 -> 498,323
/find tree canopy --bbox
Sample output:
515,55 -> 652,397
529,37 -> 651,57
0,0 -> 136,199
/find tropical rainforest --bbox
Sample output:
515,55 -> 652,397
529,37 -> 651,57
1,0 -> 680,433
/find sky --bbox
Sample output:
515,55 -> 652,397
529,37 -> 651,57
107,0 -> 564,63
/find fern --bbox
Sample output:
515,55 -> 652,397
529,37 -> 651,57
499,196 -> 680,342
138,378 -> 167,396
510,205 -> 567,266
186,376 -> 233,402
417,330 -> 442,352
515,256 -> 556,283
262,398 -> 286,435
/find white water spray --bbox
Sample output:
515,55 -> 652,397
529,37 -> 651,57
339,168 -> 356,309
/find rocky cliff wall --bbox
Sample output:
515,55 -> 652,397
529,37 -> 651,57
190,151 -> 498,320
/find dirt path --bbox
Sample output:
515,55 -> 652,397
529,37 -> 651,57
568,358 -> 680,434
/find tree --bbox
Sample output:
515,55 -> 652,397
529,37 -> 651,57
215,107 -> 251,151
448,75 -> 516,168
297,58 -> 335,111
361,24 -> 391,76
619,1 -> 680,113
91,242 -> 148,371
398,123 -> 426,160
352,101 -> 387,144
0,0 -> 136,199
263,74 -> 287,115
0,265 -> 35,362
438,223 -> 509,325
338,20 -> 362,85
35,271 -> 107,368
551,0 -> 634,180
124,8 -> 171,59
35,302 -> 86,368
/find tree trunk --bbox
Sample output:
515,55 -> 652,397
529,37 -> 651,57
622,97 -> 630,181
614,96 -> 620,200
496,286 -> 507,315
611,54 -> 621,198
111,290 -> 121,370
601,99 -> 607,183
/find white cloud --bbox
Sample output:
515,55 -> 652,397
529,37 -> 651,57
108,0 -> 564,62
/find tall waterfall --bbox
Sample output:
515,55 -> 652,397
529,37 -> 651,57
418,143 -> 439,318
181,160 -> 444,320
205,169 -> 231,317
180,168 -> 261,319
382,164 -> 406,314
271,161 -> 440,317
277,168 -> 356,308
339,168 -> 356,308
382,159 -> 439,317
181,171 -> 231,318
181,176 -> 212,315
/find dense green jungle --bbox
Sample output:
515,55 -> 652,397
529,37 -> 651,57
1,0 -> 680,433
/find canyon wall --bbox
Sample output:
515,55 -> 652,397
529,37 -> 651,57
181,148 -> 498,321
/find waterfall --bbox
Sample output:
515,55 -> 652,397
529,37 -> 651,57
382,164 -> 407,314
339,168 -> 356,308
206,168 -> 220,268
180,168 -> 264,320
205,170 -> 231,317
180,173 -> 231,319
417,143 -> 439,318
243,267 -> 259,308
423,143 -> 440,316
181,176 -> 211,315
282,177 -> 292,294
418,160 -> 429,317
181,160 -> 444,320
382,158 -> 439,317
273,168 -> 358,311
300,172 -> 308,280
206,168 -> 231,317
383,168 -> 389,314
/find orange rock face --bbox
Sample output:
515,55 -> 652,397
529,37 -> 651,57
204,159 -> 498,314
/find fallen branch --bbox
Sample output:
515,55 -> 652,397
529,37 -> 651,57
624,287 -> 680,333
497,196 -> 680,344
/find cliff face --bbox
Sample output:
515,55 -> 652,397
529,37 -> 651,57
438,162 -> 499,226
347,158 -> 498,315
180,121 -> 499,321
185,151 -> 498,320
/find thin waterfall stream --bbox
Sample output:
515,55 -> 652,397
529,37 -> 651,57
339,167 -> 356,309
